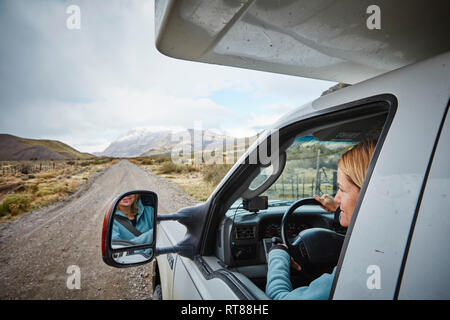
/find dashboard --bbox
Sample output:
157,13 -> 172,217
261,220 -> 310,239
215,204 -> 340,268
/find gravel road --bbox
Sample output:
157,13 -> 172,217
0,160 -> 200,299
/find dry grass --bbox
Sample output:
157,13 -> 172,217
0,158 -> 118,221
133,156 -> 231,201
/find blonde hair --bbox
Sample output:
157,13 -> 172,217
130,194 -> 140,216
338,139 -> 377,189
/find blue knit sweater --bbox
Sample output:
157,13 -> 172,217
266,249 -> 336,300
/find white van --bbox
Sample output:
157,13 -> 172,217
101,0 -> 450,300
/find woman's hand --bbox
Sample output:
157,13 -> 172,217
276,243 -> 302,271
290,257 -> 302,271
314,194 -> 339,213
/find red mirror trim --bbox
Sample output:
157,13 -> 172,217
101,203 -> 113,257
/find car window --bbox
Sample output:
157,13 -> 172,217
225,109 -> 390,219
261,136 -> 356,203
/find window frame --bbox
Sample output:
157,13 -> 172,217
201,94 -> 398,289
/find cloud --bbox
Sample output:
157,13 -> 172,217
0,0 -> 335,153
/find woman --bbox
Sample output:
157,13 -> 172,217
112,194 -> 154,245
266,139 -> 377,300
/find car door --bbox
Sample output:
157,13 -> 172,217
155,220 -> 185,299
396,104 -> 450,299
331,53 -> 449,299
172,255 -> 257,300
158,216 -> 257,299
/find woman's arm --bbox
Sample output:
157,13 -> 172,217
266,248 -> 336,300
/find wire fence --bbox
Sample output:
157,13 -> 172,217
264,168 -> 337,200
0,160 -> 84,176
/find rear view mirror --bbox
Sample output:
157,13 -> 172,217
102,190 -> 157,268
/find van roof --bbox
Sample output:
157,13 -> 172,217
155,0 -> 450,84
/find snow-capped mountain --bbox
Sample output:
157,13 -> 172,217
99,126 -> 256,158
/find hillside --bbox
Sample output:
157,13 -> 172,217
0,134 -> 93,160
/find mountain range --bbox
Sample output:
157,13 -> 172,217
0,134 -> 93,161
97,127 -> 257,158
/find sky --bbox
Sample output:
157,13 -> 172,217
0,0 -> 335,153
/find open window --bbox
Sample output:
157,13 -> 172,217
211,95 -> 396,295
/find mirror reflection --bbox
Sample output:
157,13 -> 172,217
112,247 -> 154,264
111,192 -> 155,264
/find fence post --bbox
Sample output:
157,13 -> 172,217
291,177 -> 294,199
302,174 -> 305,197
315,149 -> 321,194
316,171 -> 321,195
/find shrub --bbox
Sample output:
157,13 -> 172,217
140,158 -> 154,165
182,165 -> 200,173
153,154 -> 171,164
21,164 -> 32,175
26,184 -> 39,194
36,186 -> 54,197
202,164 -> 232,185
92,158 -> 111,165
38,172 -> 59,179
67,181 -> 78,193
0,193 -> 33,216
159,161 -> 179,174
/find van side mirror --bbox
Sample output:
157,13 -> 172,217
102,190 -> 157,268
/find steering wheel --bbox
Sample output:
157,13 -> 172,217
281,198 -> 345,274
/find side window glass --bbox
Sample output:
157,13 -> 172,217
262,136 -> 355,200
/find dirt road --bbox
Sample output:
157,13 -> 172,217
0,160 -> 199,299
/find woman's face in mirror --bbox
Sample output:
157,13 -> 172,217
119,194 -> 136,208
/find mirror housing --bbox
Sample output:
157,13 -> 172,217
102,190 -> 158,268
241,151 -> 287,199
